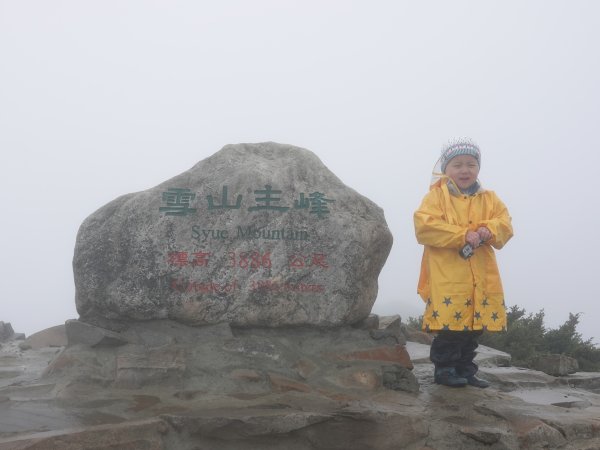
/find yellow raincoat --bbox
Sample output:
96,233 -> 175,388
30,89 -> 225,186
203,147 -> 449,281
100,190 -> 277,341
414,179 -> 513,332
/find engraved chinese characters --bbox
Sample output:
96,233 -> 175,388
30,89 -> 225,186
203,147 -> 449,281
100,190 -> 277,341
73,142 -> 392,327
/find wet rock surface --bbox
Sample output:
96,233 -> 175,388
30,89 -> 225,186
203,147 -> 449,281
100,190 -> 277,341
2,319 -> 600,450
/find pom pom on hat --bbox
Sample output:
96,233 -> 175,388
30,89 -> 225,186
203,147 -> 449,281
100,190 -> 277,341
440,138 -> 481,173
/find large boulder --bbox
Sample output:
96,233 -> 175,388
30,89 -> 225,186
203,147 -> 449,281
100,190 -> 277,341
73,142 -> 393,327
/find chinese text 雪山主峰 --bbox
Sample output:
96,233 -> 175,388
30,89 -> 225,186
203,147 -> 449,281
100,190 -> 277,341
159,185 -> 335,218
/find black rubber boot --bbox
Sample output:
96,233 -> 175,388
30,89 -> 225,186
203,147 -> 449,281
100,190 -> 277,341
434,367 -> 468,387
451,330 -> 488,388
465,375 -> 490,388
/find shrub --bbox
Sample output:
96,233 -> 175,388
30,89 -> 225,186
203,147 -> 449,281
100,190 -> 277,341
405,315 -> 423,330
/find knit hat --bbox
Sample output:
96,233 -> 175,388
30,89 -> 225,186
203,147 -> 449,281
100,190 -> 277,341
440,138 -> 481,173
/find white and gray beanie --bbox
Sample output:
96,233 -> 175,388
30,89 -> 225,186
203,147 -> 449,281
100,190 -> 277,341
440,138 -> 481,173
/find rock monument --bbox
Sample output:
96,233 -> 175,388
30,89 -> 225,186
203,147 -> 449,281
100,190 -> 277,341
74,142 -> 393,328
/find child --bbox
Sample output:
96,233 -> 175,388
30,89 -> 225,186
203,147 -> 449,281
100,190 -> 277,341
414,139 -> 513,388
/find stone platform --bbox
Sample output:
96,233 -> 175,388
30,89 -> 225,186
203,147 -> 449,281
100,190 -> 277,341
2,318 -> 600,449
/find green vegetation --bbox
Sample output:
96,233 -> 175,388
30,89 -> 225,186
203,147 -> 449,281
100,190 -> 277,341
405,315 -> 425,331
407,306 -> 600,371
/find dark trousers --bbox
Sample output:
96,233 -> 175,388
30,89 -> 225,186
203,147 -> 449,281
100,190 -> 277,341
430,330 -> 483,378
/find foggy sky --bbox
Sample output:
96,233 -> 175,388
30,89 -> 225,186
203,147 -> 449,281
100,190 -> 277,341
1,1 -> 599,344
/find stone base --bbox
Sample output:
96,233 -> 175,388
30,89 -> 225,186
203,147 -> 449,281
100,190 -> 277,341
3,319 -> 600,450
47,319 -> 415,394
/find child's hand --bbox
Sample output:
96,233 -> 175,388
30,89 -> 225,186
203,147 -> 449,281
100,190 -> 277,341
466,231 -> 481,248
477,227 -> 492,242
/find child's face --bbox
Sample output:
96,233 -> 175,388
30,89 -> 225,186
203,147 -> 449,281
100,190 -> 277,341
444,154 -> 480,190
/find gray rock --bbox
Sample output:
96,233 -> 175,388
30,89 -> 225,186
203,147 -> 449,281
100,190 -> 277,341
0,322 -> 14,341
406,342 -> 511,367
23,325 -> 66,350
563,372 -> 600,393
115,344 -> 186,389
381,364 -> 419,393
476,344 -> 512,368
400,324 -> 434,345
480,367 -> 560,391
369,329 -> 406,345
372,314 -> 406,345
551,399 -> 592,409
352,314 -> 379,330
65,320 -> 128,347
378,315 -> 401,329
459,426 -> 503,445
531,354 -> 579,376
73,142 -> 393,327
38,320 -> 413,392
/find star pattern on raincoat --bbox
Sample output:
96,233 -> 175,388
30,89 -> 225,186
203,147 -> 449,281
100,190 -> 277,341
415,184 -> 512,332
432,310 -> 440,319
